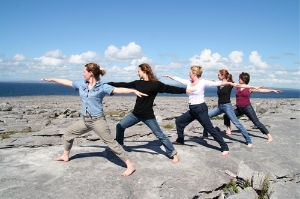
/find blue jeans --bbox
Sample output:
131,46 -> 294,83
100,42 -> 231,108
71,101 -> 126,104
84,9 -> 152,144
203,103 -> 252,144
175,103 -> 229,152
116,113 -> 177,158
224,104 -> 269,135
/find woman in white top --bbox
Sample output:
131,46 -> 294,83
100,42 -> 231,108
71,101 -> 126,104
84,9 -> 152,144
163,65 -> 238,156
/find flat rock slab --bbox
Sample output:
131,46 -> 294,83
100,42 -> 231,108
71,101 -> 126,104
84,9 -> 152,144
0,96 -> 299,198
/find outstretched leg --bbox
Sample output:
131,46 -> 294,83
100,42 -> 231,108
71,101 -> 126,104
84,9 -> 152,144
55,119 -> 90,162
144,118 -> 179,163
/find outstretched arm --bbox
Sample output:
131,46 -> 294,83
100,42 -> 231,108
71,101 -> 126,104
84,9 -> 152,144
112,87 -> 148,98
163,75 -> 175,80
162,75 -> 190,85
229,82 -> 263,90
41,78 -> 72,87
250,88 -> 282,93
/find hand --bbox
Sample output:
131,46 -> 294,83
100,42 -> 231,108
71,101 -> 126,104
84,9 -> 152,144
162,75 -> 174,79
186,88 -> 196,94
134,90 -> 148,97
274,90 -> 282,93
41,78 -> 52,82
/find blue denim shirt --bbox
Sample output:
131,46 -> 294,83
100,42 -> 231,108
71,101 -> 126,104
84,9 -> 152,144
72,80 -> 115,117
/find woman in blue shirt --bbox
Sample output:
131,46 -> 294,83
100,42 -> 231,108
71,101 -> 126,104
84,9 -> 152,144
42,62 -> 147,176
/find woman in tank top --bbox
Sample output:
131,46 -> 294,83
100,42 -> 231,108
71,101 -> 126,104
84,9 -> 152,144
223,72 -> 281,142
202,69 -> 260,148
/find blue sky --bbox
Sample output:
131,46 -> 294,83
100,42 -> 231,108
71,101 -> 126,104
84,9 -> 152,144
1,0 -> 299,89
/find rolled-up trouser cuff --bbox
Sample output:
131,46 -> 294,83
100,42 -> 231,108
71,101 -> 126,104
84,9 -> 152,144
170,150 -> 178,158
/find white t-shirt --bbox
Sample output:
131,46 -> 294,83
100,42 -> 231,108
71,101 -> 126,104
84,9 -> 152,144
173,76 -> 222,105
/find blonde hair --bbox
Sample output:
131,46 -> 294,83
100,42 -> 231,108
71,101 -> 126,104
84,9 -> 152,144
85,63 -> 106,81
190,65 -> 203,77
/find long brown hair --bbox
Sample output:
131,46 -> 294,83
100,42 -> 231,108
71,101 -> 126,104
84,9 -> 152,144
219,69 -> 234,83
138,63 -> 158,82
85,63 -> 106,81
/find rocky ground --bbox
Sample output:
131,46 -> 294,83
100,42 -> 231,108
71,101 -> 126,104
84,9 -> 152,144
0,96 -> 299,199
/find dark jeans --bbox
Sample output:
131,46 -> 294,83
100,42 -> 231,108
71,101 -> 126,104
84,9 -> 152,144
224,104 -> 269,135
175,103 -> 229,151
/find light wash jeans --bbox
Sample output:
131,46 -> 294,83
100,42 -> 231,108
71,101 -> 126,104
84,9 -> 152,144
116,113 -> 177,158
203,103 -> 252,144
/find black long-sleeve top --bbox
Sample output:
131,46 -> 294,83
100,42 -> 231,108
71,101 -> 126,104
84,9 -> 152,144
107,80 -> 186,120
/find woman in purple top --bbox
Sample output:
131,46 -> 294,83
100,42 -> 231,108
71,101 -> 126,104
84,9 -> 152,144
224,72 -> 281,142
42,63 -> 148,176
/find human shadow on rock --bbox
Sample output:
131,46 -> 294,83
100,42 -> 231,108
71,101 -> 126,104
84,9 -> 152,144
186,137 -> 230,152
123,140 -> 168,156
69,145 -> 126,168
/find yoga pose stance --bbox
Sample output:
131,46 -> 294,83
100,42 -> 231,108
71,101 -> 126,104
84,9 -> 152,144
224,72 -> 281,142
107,63 -> 194,163
202,69 -> 259,148
42,62 -> 148,176
163,66 -> 241,156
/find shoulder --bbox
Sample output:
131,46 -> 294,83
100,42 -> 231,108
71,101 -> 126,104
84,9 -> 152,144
72,80 -> 86,86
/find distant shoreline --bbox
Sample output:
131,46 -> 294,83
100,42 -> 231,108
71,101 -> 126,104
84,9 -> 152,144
0,82 -> 299,98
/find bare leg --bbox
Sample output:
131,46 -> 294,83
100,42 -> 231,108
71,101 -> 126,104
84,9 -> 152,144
222,151 -> 229,156
267,133 -> 273,142
172,154 -> 179,164
54,150 -> 70,162
225,126 -> 232,135
122,159 -> 136,176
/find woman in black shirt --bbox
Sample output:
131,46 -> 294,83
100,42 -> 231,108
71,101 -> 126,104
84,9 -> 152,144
108,63 -> 193,163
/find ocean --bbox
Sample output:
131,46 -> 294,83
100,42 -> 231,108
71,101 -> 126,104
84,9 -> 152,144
0,82 -> 299,98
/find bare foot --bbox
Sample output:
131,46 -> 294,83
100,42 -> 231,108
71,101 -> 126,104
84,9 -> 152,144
54,155 -> 69,162
221,151 -> 229,156
247,144 -> 253,148
172,154 -> 179,164
122,159 -> 136,176
121,167 -> 135,177
267,134 -> 273,142
226,129 -> 232,135
200,136 -> 208,139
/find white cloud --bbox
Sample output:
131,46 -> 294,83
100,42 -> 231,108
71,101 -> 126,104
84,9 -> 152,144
104,42 -> 143,61
229,51 -> 243,64
44,49 -> 66,59
12,54 -> 26,61
40,56 -> 64,66
69,51 -> 99,65
189,49 -> 226,69
249,51 -> 269,69
275,71 -> 287,75
1,43 -> 299,89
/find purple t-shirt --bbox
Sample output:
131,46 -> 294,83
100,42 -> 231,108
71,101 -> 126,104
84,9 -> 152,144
236,88 -> 251,107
